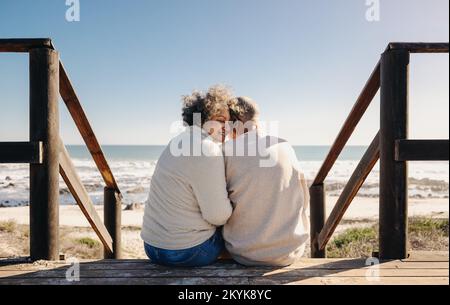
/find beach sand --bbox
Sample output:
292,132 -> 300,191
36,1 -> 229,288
0,197 -> 448,259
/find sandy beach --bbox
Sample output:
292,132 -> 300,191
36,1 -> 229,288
0,196 -> 447,259
1,196 -> 447,228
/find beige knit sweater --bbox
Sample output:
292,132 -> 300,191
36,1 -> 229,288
223,130 -> 310,266
141,126 -> 233,250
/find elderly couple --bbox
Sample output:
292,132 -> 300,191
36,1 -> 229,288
141,85 -> 309,267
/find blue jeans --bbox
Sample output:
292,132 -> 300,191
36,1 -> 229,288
144,229 -> 224,267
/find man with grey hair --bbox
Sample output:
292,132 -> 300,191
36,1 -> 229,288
223,97 -> 310,266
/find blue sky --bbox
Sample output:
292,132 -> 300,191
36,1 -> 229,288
0,0 -> 448,145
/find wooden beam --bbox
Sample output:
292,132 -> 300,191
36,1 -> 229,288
388,42 -> 449,53
379,49 -> 410,260
310,184 -> 326,258
59,142 -> 113,254
0,38 -> 52,53
313,62 -> 380,185
395,140 -> 449,161
318,132 -> 380,250
29,48 -> 60,261
104,188 -> 122,259
0,142 -> 43,164
58,61 -> 121,195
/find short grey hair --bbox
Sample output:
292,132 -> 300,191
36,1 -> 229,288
229,96 -> 260,123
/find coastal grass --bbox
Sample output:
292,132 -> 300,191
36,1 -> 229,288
1,217 -> 448,259
327,217 -> 449,258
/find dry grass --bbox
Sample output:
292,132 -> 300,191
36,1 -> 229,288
0,221 -> 144,259
327,217 -> 449,258
1,217 -> 448,260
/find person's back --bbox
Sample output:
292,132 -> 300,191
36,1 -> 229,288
223,97 -> 309,266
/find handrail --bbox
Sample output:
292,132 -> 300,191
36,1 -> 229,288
312,62 -> 380,185
311,42 -> 450,258
317,132 -> 380,250
0,38 -> 121,259
58,60 -> 121,194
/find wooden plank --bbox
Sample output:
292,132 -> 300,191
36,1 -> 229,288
313,62 -> 380,185
251,277 -> 449,285
379,49 -> 410,259
0,268 -> 447,279
1,258 -> 447,272
388,42 -> 449,53
310,184 -> 326,258
29,48 -> 60,261
58,60 -> 120,194
395,140 -> 449,161
0,38 -> 52,52
0,277 -> 251,285
318,132 -> 380,250
0,142 -> 43,164
59,142 -> 113,253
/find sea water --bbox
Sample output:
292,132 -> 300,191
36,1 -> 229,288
0,145 -> 448,207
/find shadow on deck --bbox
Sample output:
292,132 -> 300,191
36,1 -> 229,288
0,251 -> 448,285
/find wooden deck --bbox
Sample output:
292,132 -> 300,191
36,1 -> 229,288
0,251 -> 447,285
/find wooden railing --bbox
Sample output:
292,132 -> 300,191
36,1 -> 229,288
310,42 -> 449,259
0,38 -> 122,260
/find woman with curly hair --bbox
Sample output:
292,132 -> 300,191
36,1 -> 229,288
141,85 -> 234,267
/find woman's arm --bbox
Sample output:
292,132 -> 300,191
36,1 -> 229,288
189,140 -> 233,226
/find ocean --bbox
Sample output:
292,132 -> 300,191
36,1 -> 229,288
0,145 -> 448,207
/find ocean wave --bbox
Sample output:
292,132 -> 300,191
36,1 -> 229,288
0,159 -> 448,207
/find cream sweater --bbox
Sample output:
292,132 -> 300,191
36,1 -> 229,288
223,131 -> 310,266
141,126 -> 233,250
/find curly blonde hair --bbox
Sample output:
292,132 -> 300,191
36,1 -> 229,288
182,85 -> 234,126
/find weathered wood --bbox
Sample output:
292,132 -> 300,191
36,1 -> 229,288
0,38 -> 52,52
58,61 -> 120,194
2,276 -> 447,285
318,132 -> 380,250
2,261 -> 448,272
313,62 -> 380,185
59,142 -> 113,253
0,252 -> 446,285
0,277 -> 252,285
29,48 -> 60,261
379,49 -> 410,259
0,142 -> 43,164
395,139 -> 449,161
310,184 -> 326,258
1,268 -> 447,279
250,277 -> 449,285
388,42 -> 449,53
104,187 -> 122,259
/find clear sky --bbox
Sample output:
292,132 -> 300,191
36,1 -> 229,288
0,0 -> 448,145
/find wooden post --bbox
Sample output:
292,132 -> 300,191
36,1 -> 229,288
104,187 -> 122,259
29,48 -> 60,261
310,184 -> 326,258
379,49 -> 410,259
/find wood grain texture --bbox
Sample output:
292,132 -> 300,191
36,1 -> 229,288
29,48 -> 60,261
0,252 -> 447,285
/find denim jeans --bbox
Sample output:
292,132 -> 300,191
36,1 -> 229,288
144,229 -> 224,267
